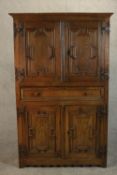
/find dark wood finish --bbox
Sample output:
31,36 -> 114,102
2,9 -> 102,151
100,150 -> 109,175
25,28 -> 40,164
64,21 -> 100,81
10,13 -> 112,167
64,105 -> 107,160
18,104 -> 61,156
24,21 -> 61,82
21,87 -> 104,101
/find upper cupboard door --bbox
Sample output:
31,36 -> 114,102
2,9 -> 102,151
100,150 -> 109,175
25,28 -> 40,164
64,21 -> 101,82
24,22 -> 60,83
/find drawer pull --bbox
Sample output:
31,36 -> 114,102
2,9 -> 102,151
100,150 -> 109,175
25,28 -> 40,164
83,92 -> 87,96
33,92 -> 41,97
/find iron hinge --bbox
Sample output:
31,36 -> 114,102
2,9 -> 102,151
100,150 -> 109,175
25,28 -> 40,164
15,68 -> 25,81
98,145 -> 107,157
101,25 -> 110,33
17,106 -> 25,116
19,145 -> 27,155
97,105 -> 107,118
14,23 -> 25,37
100,69 -> 109,80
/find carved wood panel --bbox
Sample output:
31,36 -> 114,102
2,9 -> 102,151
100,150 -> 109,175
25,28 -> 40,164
20,104 -> 61,158
65,105 -> 97,158
96,105 -> 107,158
24,22 -> 60,82
64,22 -> 101,81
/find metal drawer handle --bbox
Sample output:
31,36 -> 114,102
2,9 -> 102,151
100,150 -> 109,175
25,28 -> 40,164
33,91 -> 41,97
83,92 -> 87,96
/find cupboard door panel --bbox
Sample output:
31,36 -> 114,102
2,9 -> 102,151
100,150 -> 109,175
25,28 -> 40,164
65,105 -> 98,159
64,22 -> 101,82
24,22 -> 61,83
18,104 -> 61,158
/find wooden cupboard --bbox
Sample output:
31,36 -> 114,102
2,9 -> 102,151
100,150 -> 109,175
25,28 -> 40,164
10,13 -> 113,167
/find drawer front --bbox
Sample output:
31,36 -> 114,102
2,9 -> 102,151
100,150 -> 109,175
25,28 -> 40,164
21,87 -> 104,101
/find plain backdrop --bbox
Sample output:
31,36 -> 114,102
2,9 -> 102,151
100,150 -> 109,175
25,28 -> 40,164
0,0 -> 117,175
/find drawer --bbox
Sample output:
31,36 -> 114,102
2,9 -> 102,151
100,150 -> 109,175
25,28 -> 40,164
21,87 -> 104,101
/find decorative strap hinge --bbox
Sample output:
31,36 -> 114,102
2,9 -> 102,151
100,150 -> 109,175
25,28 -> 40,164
15,68 -> 25,81
14,23 -> 25,37
19,145 -> 27,155
98,145 -> 107,157
97,105 -> 107,118
17,106 -> 25,116
101,24 -> 110,33
100,69 -> 109,80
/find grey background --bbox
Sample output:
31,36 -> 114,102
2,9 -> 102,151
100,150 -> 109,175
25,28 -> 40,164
0,0 -> 117,174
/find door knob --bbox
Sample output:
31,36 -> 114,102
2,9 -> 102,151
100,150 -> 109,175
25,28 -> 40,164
49,46 -> 55,59
68,45 -> 77,59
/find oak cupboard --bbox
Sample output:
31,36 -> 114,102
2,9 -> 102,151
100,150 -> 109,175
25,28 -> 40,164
10,13 -> 113,167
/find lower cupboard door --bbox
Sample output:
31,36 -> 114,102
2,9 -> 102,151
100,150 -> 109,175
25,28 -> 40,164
64,105 -> 102,160
18,104 -> 61,159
